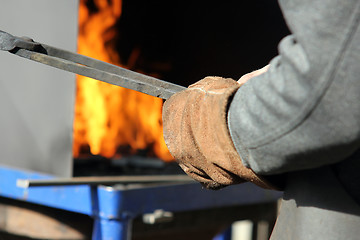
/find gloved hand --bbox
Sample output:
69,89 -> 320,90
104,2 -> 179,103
162,76 -> 273,190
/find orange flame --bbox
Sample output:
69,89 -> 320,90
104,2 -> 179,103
73,0 -> 173,161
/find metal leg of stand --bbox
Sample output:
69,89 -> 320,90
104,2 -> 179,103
92,217 -> 132,240
91,185 -> 133,240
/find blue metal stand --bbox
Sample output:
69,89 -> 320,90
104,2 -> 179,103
0,165 -> 282,240
93,217 -> 131,240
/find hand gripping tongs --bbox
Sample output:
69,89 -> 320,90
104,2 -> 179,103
0,30 -> 185,99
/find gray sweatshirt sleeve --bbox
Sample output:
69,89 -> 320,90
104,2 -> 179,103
228,0 -> 360,175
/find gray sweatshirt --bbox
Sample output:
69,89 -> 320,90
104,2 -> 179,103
228,0 -> 360,176
227,2 -> 360,238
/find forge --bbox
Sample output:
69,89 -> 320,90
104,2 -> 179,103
74,0 -> 173,162
0,1 -> 288,239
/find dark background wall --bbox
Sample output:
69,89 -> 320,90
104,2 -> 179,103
114,0 -> 290,86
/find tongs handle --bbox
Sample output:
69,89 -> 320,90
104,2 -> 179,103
0,30 -> 185,99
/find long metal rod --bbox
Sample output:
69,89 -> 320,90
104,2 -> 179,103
1,30 -> 185,99
12,47 -> 185,100
17,175 -> 194,188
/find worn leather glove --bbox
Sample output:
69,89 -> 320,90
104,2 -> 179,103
162,76 -> 273,190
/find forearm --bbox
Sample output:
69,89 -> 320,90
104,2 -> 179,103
228,0 -> 360,175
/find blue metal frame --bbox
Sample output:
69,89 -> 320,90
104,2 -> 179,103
0,165 -> 282,240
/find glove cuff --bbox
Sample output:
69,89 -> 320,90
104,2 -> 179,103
194,77 -> 275,189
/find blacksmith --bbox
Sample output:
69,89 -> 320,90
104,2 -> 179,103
162,0 -> 360,239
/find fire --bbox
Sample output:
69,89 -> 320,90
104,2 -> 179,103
73,0 -> 173,161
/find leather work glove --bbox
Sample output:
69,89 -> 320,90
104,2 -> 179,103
162,76 -> 273,190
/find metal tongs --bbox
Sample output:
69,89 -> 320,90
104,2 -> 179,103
0,30 -> 185,99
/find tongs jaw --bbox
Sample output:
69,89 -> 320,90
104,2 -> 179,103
0,30 -> 185,99
0,30 -> 41,51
